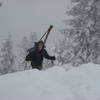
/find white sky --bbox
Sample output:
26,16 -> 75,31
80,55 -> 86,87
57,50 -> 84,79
0,0 -> 70,44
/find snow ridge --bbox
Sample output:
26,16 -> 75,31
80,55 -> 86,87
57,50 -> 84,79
0,63 -> 100,100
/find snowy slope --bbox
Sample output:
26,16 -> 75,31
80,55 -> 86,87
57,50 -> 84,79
0,63 -> 100,100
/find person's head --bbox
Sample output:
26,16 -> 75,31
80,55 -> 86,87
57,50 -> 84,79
37,41 -> 44,51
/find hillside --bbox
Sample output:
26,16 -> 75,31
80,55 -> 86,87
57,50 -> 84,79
0,63 -> 100,100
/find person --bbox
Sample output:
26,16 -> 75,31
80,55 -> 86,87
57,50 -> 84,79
25,41 -> 56,70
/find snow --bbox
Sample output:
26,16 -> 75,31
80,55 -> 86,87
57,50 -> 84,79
0,63 -> 100,100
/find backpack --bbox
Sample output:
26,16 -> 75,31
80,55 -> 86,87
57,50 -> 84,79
25,47 -> 35,61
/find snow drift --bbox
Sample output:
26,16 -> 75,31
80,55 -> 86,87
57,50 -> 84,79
0,63 -> 100,100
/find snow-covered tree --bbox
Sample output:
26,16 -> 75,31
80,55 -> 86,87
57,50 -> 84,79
55,38 -> 73,65
18,36 -> 29,70
0,35 -> 15,74
29,32 -> 37,47
58,0 -> 100,66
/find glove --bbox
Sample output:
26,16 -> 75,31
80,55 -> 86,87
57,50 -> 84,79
51,56 -> 56,60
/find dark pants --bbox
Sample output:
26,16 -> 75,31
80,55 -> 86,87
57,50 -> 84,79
31,62 -> 42,70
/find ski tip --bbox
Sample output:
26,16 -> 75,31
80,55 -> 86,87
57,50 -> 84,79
50,25 -> 53,29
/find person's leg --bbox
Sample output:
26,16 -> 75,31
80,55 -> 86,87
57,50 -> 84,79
31,62 -> 36,69
31,62 -> 42,70
37,65 -> 42,70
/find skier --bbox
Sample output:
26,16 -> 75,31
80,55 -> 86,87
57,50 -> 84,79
25,40 -> 56,70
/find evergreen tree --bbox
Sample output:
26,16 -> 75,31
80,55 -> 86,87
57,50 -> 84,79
0,35 -> 15,74
58,0 -> 100,66
18,36 -> 30,70
29,32 -> 37,47
55,37 -> 75,65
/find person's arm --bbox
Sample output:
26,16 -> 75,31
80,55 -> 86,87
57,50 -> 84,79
43,49 -> 56,60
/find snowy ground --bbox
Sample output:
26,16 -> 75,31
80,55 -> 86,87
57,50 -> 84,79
0,63 -> 100,100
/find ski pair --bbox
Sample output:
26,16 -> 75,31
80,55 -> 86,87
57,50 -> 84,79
40,25 -> 53,45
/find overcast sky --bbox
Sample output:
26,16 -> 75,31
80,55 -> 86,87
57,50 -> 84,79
0,0 -> 70,45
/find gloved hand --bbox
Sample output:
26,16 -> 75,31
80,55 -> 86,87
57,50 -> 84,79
51,56 -> 56,60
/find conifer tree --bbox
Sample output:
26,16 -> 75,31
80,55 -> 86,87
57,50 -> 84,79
0,35 -> 15,74
58,0 -> 100,66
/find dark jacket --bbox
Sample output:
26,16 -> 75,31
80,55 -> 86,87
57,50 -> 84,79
25,47 -> 55,70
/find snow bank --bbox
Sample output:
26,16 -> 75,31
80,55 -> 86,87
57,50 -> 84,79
0,63 -> 100,100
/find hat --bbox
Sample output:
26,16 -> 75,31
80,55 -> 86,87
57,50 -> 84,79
38,40 -> 44,44
35,41 -> 46,48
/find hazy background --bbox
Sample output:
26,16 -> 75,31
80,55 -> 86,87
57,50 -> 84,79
0,0 -> 70,45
